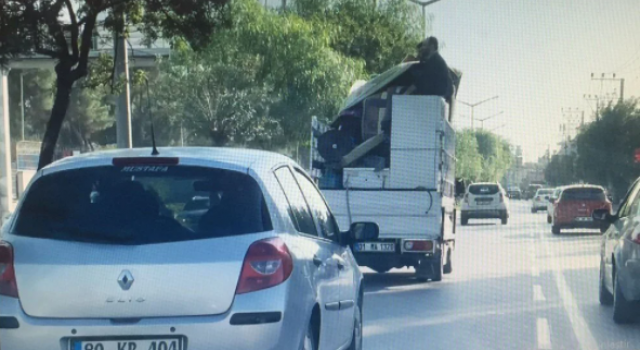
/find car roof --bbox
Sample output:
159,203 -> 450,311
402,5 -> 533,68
561,184 -> 604,191
470,182 -> 500,186
41,147 -> 295,176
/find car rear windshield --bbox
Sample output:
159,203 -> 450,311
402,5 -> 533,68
469,184 -> 500,195
561,188 -> 605,201
14,165 -> 272,245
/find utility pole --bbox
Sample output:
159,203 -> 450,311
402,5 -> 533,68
458,95 -> 499,129
591,73 -> 625,103
114,28 -> 132,149
560,107 -> 583,142
408,0 -> 442,37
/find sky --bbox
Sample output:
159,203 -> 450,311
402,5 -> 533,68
421,0 -> 640,162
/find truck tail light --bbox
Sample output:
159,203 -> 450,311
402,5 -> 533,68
236,238 -> 293,295
404,240 -> 434,252
0,242 -> 18,298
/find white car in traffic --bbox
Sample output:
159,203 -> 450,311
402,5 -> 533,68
531,188 -> 554,213
461,182 -> 510,225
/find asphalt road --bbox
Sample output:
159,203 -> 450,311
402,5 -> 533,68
362,201 -> 640,350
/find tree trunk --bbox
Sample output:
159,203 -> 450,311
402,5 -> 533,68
38,64 -> 74,170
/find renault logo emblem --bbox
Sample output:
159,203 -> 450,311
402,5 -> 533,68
118,270 -> 134,291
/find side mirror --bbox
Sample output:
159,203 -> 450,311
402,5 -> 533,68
349,222 -> 379,242
592,209 -> 614,223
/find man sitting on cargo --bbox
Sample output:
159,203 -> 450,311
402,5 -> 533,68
405,37 -> 454,103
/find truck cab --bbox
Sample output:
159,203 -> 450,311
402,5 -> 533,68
310,62 -> 461,281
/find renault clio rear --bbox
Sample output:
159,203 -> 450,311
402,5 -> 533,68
0,147 -> 372,350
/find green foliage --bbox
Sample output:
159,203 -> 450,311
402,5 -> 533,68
293,0 -> 424,74
544,154 -> 577,186
230,0 -> 366,139
153,40 -> 281,147
456,129 -> 513,183
573,100 -> 640,198
455,130 -> 482,182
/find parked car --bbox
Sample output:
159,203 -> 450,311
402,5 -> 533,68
594,177 -> 640,323
507,187 -> 522,200
531,188 -> 554,213
461,182 -> 510,225
547,187 -> 563,223
0,147 -> 378,350
551,184 -> 611,234
524,184 -> 543,200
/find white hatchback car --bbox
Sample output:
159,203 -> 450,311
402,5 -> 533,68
531,188 -> 554,213
0,147 -> 378,350
460,182 -> 510,225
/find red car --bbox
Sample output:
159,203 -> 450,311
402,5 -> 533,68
551,185 -> 612,234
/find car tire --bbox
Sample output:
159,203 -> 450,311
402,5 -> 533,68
531,208 -> 537,214
501,216 -> 508,225
300,318 -> 317,350
346,298 -> 363,350
613,271 -> 636,324
599,259 -> 613,306
547,215 -> 552,224
461,215 -> 468,226
443,248 -> 453,274
552,225 -> 561,235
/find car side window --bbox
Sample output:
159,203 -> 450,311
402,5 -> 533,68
293,169 -> 340,239
617,180 -> 640,218
274,167 -> 318,236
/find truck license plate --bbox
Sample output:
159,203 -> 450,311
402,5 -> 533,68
355,242 -> 395,252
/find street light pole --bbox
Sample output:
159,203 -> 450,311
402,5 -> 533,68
458,96 -> 499,129
408,0 -> 442,37
20,72 -> 25,141
489,123 -> 507,132
477,111 -> 504,130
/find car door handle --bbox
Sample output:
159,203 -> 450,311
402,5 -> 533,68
313,255 -> 323,267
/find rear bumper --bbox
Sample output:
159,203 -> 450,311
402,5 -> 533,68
354,240 -> 451,269
461,209 -> 508,219
554,218 -> 599,229
0,284 -> 302,350
531,202 -> 547,210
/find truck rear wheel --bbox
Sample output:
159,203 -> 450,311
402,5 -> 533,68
443,248 -> 453,274
431,259 -> 443,281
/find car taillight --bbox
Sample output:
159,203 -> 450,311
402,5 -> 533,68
464,194 -> 469,203
0,242 -> 18,298
236,238 -> 293,295
404,240 -> 434,252
499,193 -> 504,203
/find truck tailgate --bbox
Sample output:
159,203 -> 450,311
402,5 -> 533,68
323,190 -> 445,240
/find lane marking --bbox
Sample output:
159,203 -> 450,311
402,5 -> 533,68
541,237 -> 599,350
534,285 -> 546,301
537,318 -> 552,350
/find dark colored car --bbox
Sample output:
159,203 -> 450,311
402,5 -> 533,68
595,177 -> 640,323
507,188 -> 522,200
551,185 -> 611,234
